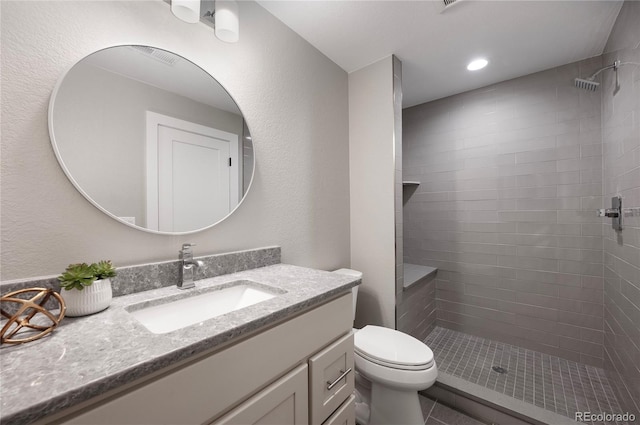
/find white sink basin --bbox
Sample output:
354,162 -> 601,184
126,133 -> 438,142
128,281 -> 281,334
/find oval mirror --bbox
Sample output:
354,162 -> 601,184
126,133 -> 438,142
48,45 -> 254,234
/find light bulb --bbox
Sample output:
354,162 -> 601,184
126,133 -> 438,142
171,0 -> 200,24
215,0 -> 239,43
467,58 -> 488,71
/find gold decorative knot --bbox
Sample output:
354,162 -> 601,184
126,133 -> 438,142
0,288 -> 66,345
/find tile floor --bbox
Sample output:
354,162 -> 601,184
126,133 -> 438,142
425,327 -> 627,424
420,394 -> 487,425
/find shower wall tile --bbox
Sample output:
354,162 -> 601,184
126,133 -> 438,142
397,275 -> 437,341
601,1 -> 640,416
403,57 -> 605,368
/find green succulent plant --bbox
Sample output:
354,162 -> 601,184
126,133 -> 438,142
58,261 -> 117,291
92,260 -> 117,280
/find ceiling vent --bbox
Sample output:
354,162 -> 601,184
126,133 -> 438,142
129,46 -> 179,67
441,0 -> 468,13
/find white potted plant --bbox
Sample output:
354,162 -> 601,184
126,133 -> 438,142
58,261 -> 116,317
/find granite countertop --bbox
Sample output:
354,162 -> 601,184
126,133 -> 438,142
0,264 -> 359,425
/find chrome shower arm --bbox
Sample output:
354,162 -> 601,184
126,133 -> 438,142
587,60 -> 620,80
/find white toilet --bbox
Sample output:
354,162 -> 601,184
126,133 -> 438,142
334,269 -> 438,425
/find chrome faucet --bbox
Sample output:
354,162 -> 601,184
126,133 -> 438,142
178,243 -> 204,289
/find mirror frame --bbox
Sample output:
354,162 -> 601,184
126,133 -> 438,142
48,44 -> 255,235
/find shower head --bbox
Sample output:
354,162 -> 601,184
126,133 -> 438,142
574,78 -> 600,91
574,60 -> 620,91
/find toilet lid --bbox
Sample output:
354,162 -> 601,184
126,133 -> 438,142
354,325 -> 434,369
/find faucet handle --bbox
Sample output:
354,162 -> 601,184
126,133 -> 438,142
179,243 -> 197,260
180,243 -> 197,253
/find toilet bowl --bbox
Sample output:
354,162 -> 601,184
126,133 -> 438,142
333,269 -> 438,425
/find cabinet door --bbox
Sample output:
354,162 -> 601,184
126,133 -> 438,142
213,364 -> 308,425
323,395 -> 355,425
309,332 -> 354,425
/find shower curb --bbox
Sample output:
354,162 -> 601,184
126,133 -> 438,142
422,372 -> 580,425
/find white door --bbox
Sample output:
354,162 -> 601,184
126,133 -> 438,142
146,112 -> 239,232
158,126 -> 230,232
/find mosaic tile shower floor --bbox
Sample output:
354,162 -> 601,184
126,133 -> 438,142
425,327 -> 628,424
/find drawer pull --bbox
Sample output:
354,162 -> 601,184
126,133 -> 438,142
326,368 -> 352,391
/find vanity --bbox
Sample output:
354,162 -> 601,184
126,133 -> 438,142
0,260 -> 359,425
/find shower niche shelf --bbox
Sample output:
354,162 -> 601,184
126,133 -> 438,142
402,181 -> 420,186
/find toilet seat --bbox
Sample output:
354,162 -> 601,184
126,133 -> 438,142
354,351 -> 437,391
354,325 -> 434,371
356,350 -> 433,370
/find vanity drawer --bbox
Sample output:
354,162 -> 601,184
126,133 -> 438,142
309,332 -> 354,425
212,364 -> 309,425
322,395 -> 355,425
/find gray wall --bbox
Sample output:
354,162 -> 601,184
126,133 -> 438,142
1,1 -> 350,281
403,57 -> 606,366
397,275 -> 436,341
601,0 -> 640,415
395,56 -> 438,341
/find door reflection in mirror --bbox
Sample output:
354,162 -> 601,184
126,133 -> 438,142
146,112 -> 239,232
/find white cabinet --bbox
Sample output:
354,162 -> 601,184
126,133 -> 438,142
323,395 -> 355,425
213,329 -> 356,425
309,333 -> 354,425
46,294 -> 354,425
213,365 -> 309,425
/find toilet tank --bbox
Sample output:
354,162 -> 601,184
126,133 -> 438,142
332,268 -> 362,323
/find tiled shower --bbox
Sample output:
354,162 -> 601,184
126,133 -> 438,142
404,55 -> 606,364
399,2 -> 639,422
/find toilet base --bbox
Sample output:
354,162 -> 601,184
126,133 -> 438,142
354,371 -> 371,424
355,372 -> 425,425
369,383 -> 424,425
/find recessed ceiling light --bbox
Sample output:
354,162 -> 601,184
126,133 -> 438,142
467,58 -> 488,71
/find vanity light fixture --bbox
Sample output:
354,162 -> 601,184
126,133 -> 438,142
467,58 -> 488,71
172,0 -> 239,43
171,0 -> 201,24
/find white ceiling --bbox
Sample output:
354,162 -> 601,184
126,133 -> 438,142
257,0 -> 624,108
84,46 -> 241,114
